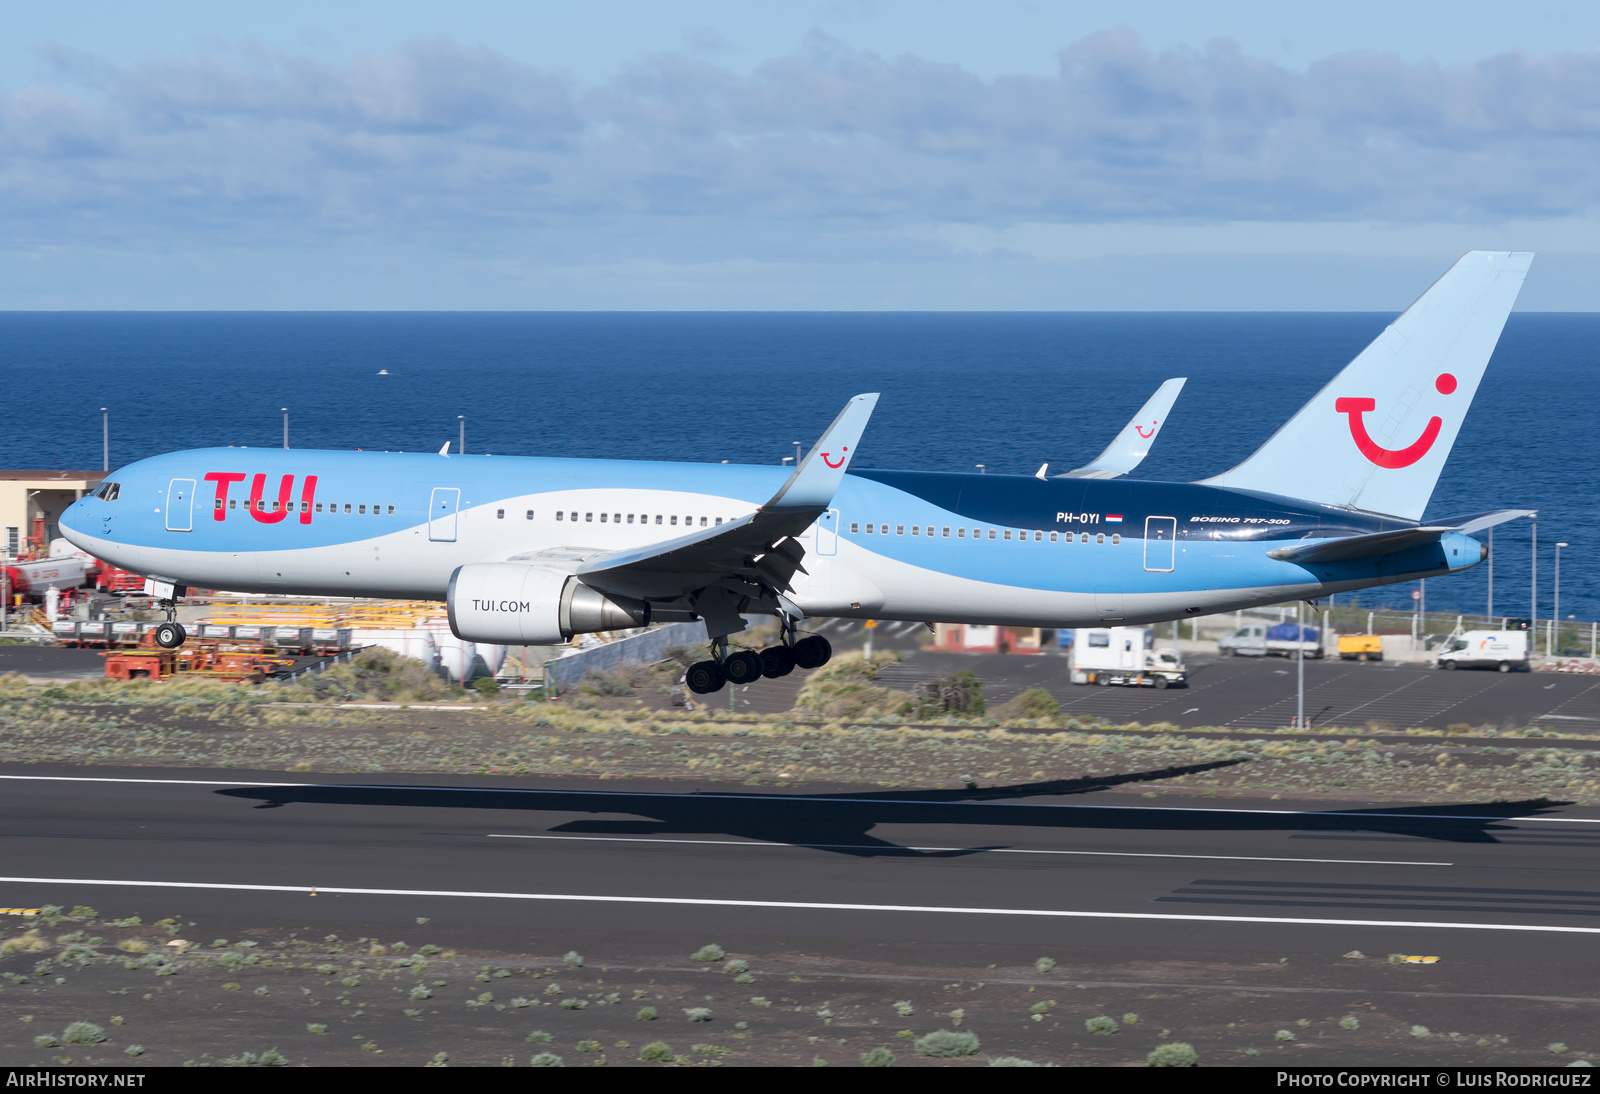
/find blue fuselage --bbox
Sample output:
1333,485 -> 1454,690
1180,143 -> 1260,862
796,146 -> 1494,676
60,448 -> 1483,627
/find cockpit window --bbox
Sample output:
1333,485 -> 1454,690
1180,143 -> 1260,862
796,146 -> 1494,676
94,482 -> 120,501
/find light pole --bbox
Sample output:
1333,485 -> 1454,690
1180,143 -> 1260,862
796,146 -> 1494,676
1555,542 -> 1568,657
976,464 -> 986,475
1531,518 -> 1538,659
458,416 -> 465,456
1295,599 -> 1305,729
781,457 -> 794,468
793,441 -> 802,467
100,408 -> 108,472
1486,525 -> 1493,621
281,408 -> 289,449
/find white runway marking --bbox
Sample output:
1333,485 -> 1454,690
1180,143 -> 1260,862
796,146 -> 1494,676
0,774 -> 1595,825
0,875 -> 1591,935
485,832 -> 1452,866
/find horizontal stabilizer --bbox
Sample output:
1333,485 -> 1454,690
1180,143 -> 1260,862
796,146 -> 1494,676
1267,527 -> 1458,564
1433,508 -> 1537,535
1201,252 -> 1533,520
1265,506 -> 1531,565
1062,378 -> 1185,479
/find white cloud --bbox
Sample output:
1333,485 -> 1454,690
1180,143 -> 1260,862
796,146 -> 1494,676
6,30 -> 1600,304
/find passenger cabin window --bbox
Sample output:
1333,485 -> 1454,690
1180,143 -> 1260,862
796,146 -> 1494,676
600,513 -> 607,522
700,516 -> 708,526
586,513 -> 593,522
655,515 -> 662,524
527,510 -> 534,520
987,529 -> 995,540
942,527 -> 950,537
614,513 -> 621,523
1049,531 -> 1058,542
896,525 -> 904,535
214,499 -> 223,510
1096,533 -> 1105,544
497,509 -> 505,519
344,504 -> 352,514
1111,534 -> 1121,545
315,503 -> 322,513
850,523 -> 859,534
1080,532 -> 1089,543
910,525 -> 919,536
556,512 -> 564,521
627,514 -> 635,524
1003,530 -> 1011,540
957,528 -> 965,538
671,516 -> 678,525
1034,531 -> 1043,541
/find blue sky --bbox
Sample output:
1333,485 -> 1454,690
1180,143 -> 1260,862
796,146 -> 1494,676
6,1 -> 1600,309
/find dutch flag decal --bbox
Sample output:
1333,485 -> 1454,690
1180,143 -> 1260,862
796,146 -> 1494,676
1106,514 -> 1124,524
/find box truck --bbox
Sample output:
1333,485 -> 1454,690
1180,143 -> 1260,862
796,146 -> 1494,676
1435,631 -> 1529,672
1071,626 -> 1187,688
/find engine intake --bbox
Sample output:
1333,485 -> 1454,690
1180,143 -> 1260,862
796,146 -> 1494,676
447,563 -> 648,644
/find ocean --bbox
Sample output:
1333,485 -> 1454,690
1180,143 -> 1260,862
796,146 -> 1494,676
1,312 -> 1592,621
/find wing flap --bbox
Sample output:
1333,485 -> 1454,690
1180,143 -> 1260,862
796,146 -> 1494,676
574,393 -> 878,601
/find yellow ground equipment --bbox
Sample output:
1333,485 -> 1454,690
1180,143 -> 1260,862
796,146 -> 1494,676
1338,634 -> 1384,661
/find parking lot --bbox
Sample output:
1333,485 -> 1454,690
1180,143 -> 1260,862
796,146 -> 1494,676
872,647 -> 1600,731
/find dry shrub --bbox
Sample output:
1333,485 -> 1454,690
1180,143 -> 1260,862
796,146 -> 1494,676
793,651 -> 907,720
285,647 -> 459,704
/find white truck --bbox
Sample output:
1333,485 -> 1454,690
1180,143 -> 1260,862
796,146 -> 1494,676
1071,626 -> 1187,688
1218,621 -> 1323,658
1436,630 -> 1530,672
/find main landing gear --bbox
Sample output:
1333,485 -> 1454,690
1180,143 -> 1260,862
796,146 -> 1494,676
685,631 -> 832,695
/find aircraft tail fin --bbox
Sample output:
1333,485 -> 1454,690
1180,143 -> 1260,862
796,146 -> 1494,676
1198,251 -> 1533,520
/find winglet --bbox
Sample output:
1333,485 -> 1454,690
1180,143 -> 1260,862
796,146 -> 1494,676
1062,378 -> 1186,479
762,393 -> 879,514
438,442 -> 450,456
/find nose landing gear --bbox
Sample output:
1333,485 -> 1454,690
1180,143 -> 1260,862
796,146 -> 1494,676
151,583 -> 189,649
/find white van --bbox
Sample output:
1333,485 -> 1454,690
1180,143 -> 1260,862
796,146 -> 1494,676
1436,631 -> 1529,672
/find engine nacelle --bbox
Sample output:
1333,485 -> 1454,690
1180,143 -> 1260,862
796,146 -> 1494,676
447,563 -> 648,644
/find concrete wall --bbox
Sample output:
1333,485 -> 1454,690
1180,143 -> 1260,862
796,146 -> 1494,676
546,621 -> 709,691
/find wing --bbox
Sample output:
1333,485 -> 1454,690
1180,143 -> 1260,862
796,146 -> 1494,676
571,394 -> 879,630
1061,377 -> 1186,479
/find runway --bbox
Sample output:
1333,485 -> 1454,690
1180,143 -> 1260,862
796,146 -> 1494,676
4,765 -> 1600,966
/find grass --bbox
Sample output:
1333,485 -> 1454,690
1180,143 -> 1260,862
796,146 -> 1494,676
914,1029 -> 980,1058
1147,1043 -> 1199,1068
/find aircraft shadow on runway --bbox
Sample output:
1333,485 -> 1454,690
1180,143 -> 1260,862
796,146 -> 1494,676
215,767 -> 1571,859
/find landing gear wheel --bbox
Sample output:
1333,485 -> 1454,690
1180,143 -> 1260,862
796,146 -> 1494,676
154,622 -> 186,649
792,634 -> 832,670
723,650 -> 764,686
686,660 -> 726,694
760,645 -> 797,678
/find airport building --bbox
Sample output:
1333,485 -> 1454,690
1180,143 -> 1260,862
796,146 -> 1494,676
0,470 -> 105,559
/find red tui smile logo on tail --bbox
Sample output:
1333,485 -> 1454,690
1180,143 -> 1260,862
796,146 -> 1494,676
1335,373 -> 1456,469
821,445 -> 849,469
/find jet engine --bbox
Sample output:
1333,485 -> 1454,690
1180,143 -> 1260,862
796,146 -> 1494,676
447,563 -> 649,645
